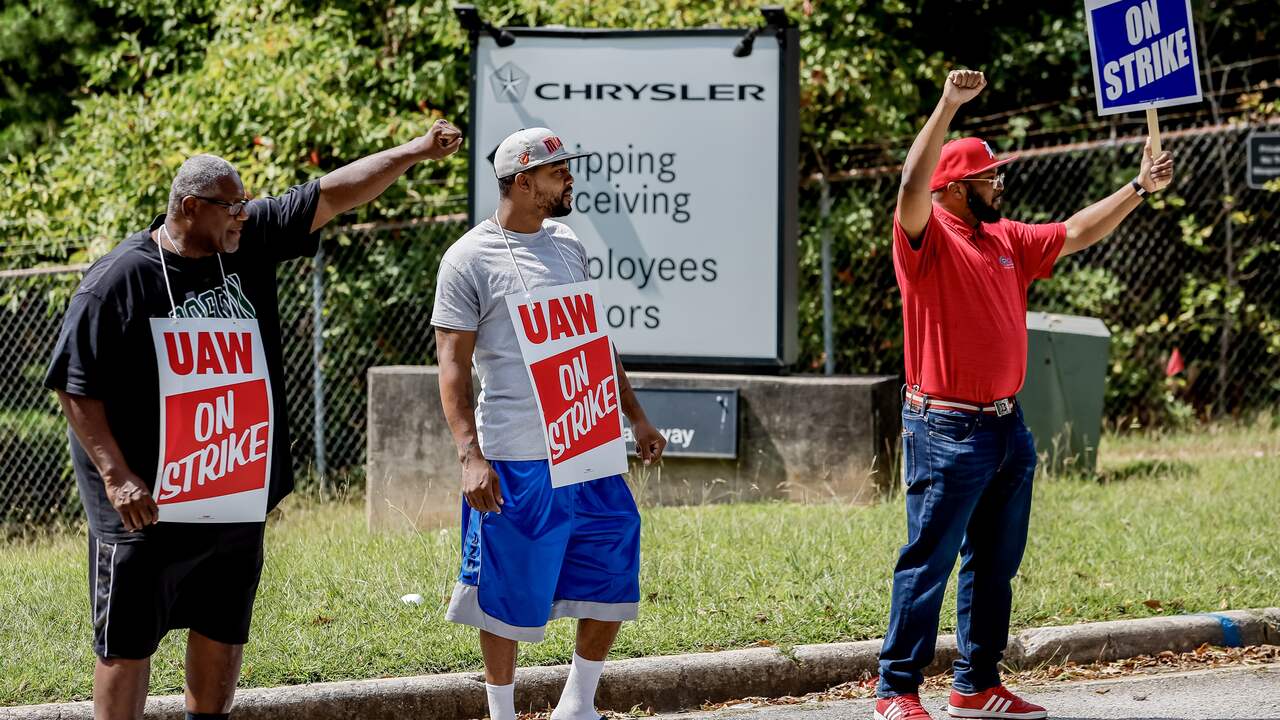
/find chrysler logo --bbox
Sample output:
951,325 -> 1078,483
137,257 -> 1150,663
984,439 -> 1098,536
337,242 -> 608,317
490,62 -> 529,103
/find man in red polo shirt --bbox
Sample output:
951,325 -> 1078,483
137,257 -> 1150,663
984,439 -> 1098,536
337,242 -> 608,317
873,69 -> 1174,720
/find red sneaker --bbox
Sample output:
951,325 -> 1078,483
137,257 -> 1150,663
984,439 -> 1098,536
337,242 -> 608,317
946,685 -> 1047,719
875,693 -> 934,720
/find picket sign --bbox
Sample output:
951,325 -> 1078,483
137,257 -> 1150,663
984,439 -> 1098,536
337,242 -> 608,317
149,317 -> 273,522
1084,0 -> 1204,154
505,280 -> 628,488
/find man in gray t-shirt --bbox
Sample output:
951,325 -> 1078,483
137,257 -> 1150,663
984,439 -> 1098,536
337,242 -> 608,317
432,127 -> 666,720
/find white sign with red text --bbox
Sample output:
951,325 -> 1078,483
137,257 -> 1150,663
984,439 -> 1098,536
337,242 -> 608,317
149,317 -> 273,522
505,281 -> 628,488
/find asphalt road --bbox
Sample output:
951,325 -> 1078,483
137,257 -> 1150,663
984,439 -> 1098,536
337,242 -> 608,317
664,664 -> 1280,720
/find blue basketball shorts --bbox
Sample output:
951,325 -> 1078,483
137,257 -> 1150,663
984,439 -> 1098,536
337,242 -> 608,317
444,459 -> 641,642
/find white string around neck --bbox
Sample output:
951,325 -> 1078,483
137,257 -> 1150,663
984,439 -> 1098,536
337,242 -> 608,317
157,224 -> 231,317
492,214 -> 580,295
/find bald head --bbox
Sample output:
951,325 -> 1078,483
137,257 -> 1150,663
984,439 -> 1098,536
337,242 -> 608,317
168,154 -> 240,217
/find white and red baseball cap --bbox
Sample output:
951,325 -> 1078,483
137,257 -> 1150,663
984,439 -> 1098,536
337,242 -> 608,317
492,127 -> 590,179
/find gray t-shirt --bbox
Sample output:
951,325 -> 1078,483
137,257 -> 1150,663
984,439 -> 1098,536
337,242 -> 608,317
432,218 -> 590,460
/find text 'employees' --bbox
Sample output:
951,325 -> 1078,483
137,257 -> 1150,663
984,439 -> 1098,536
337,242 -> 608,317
589,252 -> 719,332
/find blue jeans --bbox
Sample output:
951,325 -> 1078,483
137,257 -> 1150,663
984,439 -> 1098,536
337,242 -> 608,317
877,401 -> 1037,697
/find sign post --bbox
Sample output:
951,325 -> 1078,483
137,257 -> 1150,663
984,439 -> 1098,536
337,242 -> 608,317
1085,0 -> 1203,152
1147,109 -> 1162,155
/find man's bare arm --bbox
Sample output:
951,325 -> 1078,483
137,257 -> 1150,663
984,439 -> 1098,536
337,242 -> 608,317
435,327 -> 503,512
612,353 -> 666,465
55,391 -> 157,531
898,70 -> 987,244
1062,139 -> 1174,257
310,119 -> 462,232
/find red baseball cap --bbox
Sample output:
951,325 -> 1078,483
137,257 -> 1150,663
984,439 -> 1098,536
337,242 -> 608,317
929,137 -> 1018,191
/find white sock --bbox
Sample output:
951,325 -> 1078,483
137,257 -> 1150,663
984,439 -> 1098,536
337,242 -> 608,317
551,653 -> 606,720
486,682 -> 516,720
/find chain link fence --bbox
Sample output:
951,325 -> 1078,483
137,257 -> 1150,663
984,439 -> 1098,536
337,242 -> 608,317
278,213 -> 469,491
0,269 -> 82,523
809,119 -> 1280,425
2,120 -> 1277,526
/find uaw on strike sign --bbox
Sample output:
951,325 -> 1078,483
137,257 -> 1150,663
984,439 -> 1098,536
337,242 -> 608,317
150,317 -> 273,522
506,281 -> 628,487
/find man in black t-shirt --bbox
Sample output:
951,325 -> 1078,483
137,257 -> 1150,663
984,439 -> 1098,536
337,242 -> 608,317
44,118 -> 461,720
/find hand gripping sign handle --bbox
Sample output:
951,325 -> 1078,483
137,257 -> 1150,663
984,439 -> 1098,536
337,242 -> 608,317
1146,108 -> 1162,157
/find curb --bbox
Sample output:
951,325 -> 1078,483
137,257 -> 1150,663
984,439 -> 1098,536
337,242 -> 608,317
3,608 -> 1276,720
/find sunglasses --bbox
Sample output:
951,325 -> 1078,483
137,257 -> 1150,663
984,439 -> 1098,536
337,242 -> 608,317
190,195 -> 251,216
958,172 -> 1006,190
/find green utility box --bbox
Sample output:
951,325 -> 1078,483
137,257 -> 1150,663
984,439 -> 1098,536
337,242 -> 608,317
1019,312 -> 1111,475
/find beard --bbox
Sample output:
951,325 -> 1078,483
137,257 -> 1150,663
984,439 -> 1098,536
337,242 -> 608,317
537,186 -> 573,218
967,190 -> 1003,224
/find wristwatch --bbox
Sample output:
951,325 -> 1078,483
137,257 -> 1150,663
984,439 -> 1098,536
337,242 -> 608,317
1130,178 -> 1149,198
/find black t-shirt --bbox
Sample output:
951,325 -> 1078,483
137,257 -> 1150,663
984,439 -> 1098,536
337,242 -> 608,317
44,181 -> 322,542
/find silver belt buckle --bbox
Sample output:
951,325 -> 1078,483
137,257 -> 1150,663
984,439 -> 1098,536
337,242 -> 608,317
993,398 -> 1013,417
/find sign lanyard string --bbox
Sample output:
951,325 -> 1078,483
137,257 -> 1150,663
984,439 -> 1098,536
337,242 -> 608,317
157,224 -> 232,318
492,214 -> 580,295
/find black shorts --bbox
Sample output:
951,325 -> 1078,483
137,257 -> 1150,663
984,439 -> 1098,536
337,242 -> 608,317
88,522 -> 266,660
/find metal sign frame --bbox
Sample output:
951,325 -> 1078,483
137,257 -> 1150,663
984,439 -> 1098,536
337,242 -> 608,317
464,27 -> 800,372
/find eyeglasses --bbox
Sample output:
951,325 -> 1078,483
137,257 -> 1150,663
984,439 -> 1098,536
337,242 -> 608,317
959,173 -> 1006,190
190,195 -> 251,216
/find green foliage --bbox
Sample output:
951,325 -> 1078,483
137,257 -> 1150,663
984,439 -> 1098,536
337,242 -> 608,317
6,0 -> 1278,241
0,0 -> 98,156
1,0 -> 471,264
0,0 -> 1155,255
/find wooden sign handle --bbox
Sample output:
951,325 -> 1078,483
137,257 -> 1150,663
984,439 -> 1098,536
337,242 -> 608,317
1146,108 -> 1162,156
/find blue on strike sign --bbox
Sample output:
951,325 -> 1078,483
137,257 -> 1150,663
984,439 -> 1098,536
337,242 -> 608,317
1085,0 -> 1202,116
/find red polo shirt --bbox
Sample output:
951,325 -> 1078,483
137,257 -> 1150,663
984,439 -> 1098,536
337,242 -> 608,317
893,204 -> 1066,403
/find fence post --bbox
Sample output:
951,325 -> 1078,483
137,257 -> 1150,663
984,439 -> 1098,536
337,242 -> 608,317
312,240 -> 328,494
1197,33 -> 1236,416
1216,141 -> 1235,416
819,176 -> 835,376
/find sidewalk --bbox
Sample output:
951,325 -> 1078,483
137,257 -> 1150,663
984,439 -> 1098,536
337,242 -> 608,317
2,608 -> 1276,720
671,663 -> 1280,720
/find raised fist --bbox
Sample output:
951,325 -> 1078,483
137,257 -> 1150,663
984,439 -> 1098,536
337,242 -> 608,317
943,69 -> 987,106
413,118 -> 463,161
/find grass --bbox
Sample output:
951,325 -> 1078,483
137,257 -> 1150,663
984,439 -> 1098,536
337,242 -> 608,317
0,422 -> 1277,706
